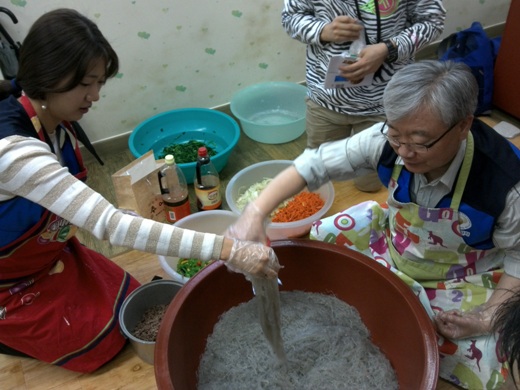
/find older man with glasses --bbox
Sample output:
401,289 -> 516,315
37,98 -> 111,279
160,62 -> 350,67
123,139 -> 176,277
226,59 -> 520,389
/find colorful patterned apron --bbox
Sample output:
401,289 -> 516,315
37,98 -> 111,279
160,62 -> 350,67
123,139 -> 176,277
310,134 -> 508,389
0,96 -> 140,373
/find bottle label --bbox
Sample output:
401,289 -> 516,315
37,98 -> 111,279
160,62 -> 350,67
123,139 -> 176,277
195,185 -> 222,210
164,197 -> 191,223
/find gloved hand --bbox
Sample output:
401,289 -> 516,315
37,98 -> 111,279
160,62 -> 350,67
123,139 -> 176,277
224,238 -> 280,279
225,202 -> 269,244
434,305 -> 493,339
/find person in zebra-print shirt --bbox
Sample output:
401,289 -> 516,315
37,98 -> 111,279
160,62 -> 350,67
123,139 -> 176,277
282,0 -> 445,191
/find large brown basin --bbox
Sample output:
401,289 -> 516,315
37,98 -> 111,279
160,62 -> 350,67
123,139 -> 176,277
155,239 -> 439,389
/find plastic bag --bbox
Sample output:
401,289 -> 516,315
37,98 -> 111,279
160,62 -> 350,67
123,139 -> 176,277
111,150 -> 166,222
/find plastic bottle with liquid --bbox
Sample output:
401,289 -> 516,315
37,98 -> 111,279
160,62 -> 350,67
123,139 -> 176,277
194,146 -> 222,211
345,22 -> 366,63
158,154 -> 191,223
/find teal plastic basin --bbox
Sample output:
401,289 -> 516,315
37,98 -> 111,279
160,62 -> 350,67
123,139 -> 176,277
129,108 -> 240,184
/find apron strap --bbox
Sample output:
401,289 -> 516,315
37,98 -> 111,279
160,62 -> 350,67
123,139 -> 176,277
391,164 -> 403,182
450,132 -> 474,209
18,95 -> 52,145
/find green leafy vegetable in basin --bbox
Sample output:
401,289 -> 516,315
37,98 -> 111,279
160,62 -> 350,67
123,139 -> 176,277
158,140 -> 217,162
176,258 -> 215,278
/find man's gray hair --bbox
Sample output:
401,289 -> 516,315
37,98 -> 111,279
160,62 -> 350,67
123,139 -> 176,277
383,60 -> 478,127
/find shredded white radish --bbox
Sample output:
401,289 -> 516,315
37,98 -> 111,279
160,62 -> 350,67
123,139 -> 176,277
235,179 -> 292,217
235,178 -> 273,211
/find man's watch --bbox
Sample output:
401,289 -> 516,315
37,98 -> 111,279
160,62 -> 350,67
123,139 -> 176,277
383,39 -> 398,63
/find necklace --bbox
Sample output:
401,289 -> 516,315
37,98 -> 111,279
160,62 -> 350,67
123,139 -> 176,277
354,0 -> 382,44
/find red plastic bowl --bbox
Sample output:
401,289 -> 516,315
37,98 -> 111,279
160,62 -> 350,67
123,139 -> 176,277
155,239 -> 439,389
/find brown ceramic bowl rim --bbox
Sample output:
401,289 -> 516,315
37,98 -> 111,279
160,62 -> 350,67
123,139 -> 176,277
155,239 -> 439,389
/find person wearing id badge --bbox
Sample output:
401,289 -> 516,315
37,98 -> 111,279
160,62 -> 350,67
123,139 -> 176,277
281,0 -> 445,192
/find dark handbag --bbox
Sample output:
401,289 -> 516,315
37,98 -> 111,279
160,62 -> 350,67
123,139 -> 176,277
0,7 -> 21,80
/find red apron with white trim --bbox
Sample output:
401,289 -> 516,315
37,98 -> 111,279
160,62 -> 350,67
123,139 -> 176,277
0,96 -> 140,372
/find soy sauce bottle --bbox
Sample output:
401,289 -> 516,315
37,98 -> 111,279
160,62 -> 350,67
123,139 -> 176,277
158,154 -> 191,223
194,146 -> 222,211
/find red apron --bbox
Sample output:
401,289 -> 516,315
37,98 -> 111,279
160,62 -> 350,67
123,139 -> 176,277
0,96 -> 140,372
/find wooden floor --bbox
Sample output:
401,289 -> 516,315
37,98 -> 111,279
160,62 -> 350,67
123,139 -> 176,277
2,110 -> 520,389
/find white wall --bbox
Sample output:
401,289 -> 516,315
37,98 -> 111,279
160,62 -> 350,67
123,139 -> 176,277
0,0 -> 512,144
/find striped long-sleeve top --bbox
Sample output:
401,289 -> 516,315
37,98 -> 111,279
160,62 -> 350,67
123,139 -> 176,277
0,97 -> 223,262
281,0 -> 446,116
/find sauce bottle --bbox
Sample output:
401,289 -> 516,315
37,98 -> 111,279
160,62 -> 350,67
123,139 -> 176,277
158,154 -> 191,223
194,146 -> 222,211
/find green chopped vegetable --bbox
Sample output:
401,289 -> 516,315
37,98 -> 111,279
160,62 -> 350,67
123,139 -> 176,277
158,140 -> 217,162
176,258 -> 214,278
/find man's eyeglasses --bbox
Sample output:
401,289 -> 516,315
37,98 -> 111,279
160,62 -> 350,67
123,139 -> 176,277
380,120 -> 458,153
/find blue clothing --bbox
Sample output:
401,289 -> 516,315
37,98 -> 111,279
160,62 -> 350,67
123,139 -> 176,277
377,119 -> 520,250
0,96 -> 82,246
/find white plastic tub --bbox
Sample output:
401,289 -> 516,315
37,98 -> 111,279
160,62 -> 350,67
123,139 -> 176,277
225,160 -> 334,240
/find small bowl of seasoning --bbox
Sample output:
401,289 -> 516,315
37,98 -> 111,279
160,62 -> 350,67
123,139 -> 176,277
119,279 -> 183,365
157,210 -> 239,283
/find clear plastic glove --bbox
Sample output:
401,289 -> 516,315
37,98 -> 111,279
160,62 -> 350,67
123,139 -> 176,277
434,305 -> 492,340
224,238 -> 280,279
225,202 -> 269,244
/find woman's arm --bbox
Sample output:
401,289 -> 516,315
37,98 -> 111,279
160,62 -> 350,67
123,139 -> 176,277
0,136 -> 226,259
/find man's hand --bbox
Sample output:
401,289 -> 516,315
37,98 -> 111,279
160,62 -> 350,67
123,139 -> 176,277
434,307 -> 492,339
